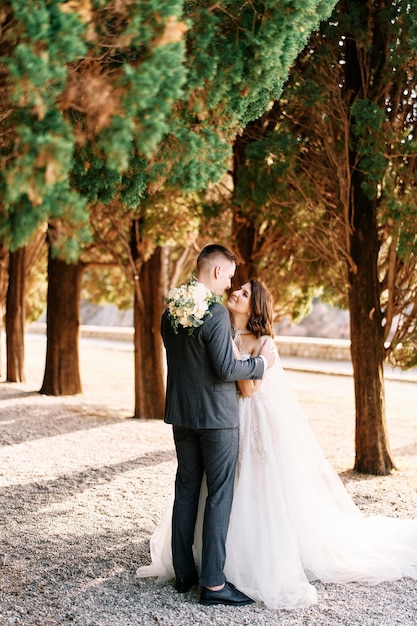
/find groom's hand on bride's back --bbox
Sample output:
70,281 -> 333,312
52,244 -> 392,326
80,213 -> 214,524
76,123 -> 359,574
259,338 -> 276,369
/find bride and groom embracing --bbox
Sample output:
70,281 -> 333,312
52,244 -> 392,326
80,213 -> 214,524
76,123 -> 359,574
137,243 -> 417,610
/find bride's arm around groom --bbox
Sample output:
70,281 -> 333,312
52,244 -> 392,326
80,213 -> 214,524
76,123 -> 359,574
158,243 -> 274,607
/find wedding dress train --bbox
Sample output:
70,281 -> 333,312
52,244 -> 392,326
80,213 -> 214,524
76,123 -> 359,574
137,350 -> 417,609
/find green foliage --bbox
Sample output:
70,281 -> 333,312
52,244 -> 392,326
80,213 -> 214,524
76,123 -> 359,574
123,43 -> 188,158
120,156 -> 148,209
235,132 -> 299,209
1,0 -> 88,250
226,0 -> 417,360
185,1 -> 337,125
0,0 -> 338,260
350,99 -> 388,199
3,109 -> 74,202
71,147 -> 123,204
159,121 -> 233,191
184,9 -> 221,90
0,0 -> 189,253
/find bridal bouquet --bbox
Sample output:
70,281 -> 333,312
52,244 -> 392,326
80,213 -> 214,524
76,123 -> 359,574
166,276 -> 221,334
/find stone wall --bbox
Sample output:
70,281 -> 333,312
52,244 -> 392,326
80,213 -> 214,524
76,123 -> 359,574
275,336 -> 351,361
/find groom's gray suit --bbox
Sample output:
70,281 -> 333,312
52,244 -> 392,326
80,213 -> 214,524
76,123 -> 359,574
162,300 -> 264,588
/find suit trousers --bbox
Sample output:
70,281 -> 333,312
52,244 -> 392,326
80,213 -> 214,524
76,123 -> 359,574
172,425 -> 239,587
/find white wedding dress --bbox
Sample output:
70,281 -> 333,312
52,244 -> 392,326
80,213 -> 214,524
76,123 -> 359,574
137,349 -> 417,609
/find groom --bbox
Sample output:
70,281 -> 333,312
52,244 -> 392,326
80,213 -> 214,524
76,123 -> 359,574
161,244 -> 275,606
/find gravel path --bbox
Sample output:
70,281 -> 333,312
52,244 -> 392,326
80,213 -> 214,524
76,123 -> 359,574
0,334 -> 417,625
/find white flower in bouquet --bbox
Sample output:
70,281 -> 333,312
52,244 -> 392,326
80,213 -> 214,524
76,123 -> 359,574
166,276 -> 221,334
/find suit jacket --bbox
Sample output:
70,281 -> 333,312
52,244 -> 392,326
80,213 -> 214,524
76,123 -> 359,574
161,302 -> 264,429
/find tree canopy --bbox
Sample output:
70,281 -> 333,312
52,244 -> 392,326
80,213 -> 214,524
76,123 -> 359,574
216,0 -> 417,473
0,0 -> 337,258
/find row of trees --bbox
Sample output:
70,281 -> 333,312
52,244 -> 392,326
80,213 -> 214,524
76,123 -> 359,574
228,0 -> 417,475
1,1 -> 417,475
1,0 -> 336,397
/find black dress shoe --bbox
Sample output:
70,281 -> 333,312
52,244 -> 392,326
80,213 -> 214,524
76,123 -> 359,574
175,570 -> 199,593
199,581 -> 254,606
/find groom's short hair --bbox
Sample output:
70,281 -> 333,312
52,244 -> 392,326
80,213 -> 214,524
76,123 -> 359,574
196,244 -> 238,272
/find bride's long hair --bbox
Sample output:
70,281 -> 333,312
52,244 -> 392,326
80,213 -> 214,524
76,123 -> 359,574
247,279 -> 274,338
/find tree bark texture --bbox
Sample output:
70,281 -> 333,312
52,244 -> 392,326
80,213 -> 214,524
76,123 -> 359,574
0,246 -> 9,376
6,247 -> 26,383
348,175 -> 395,475
40,253 -> 84,395
344,3 -> 395,475
131,241 -> 167,419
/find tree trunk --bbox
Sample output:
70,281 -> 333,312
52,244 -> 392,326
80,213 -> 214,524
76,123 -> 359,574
131,240 -> 167,419
40,253 -> 84,395
232,210 -> 256,285
232,119 -> 260,285
348,179 -> 395,475
6,247 -> 26,382
0,247 -> 9,377
344,5 -> 395,475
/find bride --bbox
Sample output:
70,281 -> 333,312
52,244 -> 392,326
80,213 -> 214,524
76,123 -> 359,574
137,279 -> 417,610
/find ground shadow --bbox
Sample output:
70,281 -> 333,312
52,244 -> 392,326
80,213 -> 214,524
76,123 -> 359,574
0,399 -> 136,446
0,385 -> 41,401
0,447 -> 175,521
